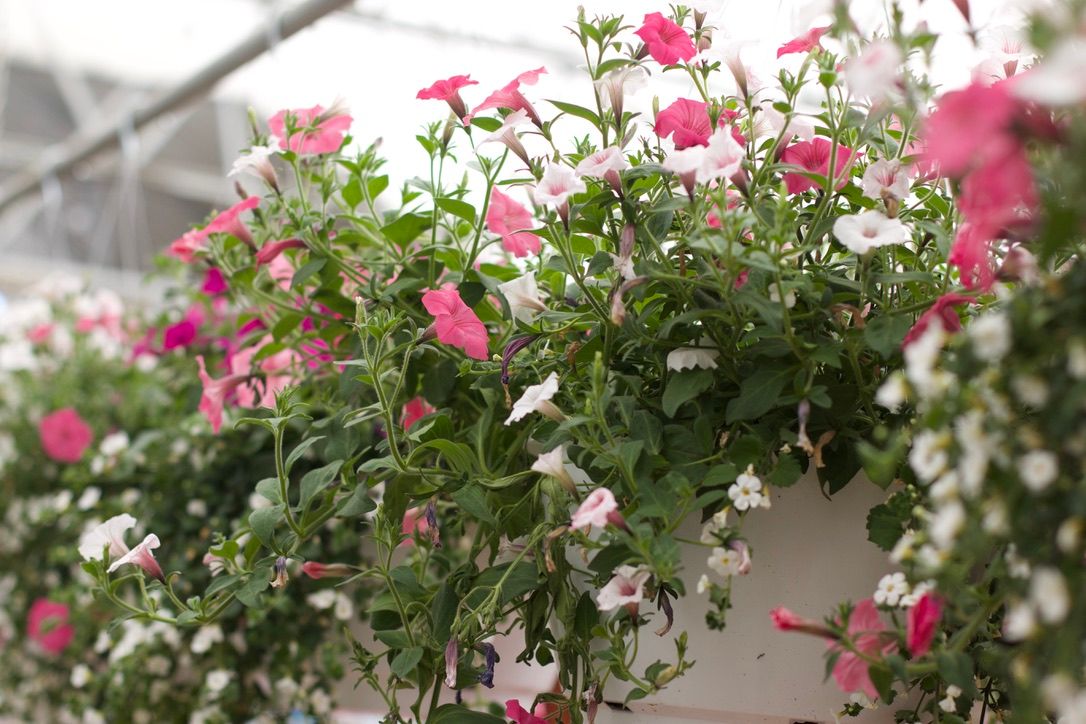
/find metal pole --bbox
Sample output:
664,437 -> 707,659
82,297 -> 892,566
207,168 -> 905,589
0,0 -> 354,215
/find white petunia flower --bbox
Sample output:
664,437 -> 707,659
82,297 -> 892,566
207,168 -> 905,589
1018,449 -> 1058,492
228,144 -> 279,190
498,272 -> 548,323
78,514 -> 137,561
833,210 -> 911,255
505,372 -> 564,424
873,572 -> 910,607
534,163 -> 587,207
70,664 -> 92,688
666,340 -> 719,372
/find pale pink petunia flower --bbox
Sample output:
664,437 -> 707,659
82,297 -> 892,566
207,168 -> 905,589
829,599 -> 896,700
634,12 -> 696,66
534,163 -> 586,208
229,144 -> 279,191
39,408 -> 93,463
421,287 -> 490,361
416,74 -> 479,120
467,67 -> 547,126
777,26 -> 830,58
486,188 -> 541,257
168,229 -> 210,263
655,98 -> 712,149
597,565 -> 650,614
78,513 -> 137,561
196,355 -> 249,434
480,109 -> 533,168
575,147 -> 629,195
107,533 -> 166,582
571,488 -> 626,531
27,599 -> 75,655
833,210 -> 911,255
268,104 -> 352,155
844,40 -> 903,101
861,158 -> 911,202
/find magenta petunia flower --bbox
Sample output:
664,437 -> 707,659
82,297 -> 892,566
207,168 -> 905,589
201,268 -> 228,296
27,599 -> 75,655
777,26 -> 830,58
39,408 -> 93,463
416,74 -> 478,120
402,396 -> 436,430
902,292 -> 974,349
421,287 -> 490,361
466,67 -> 547,126
268,104 -> 353,155
654,98 -> 712,150
505,699 -> 548,724
780,138 -> 857,194
486,188 -> 541,257
634,12 -> 696,66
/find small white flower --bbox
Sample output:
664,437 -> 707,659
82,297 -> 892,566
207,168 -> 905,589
707,547 -> 742,578
505,372 -> 563,424
498,272 -> 548,323
909,430 -> 948,482
1030,567 -> 1070,624
727,466 -> 764,511
310,689 -> 332,715
77,487 -> 101,511
99,431 -> 129,457
70,664 -> 92,688
1003,601 -> 1036,641
930,472 -> 960,504
666,340 -> 719,372
1012,375 -> 1049,407
873,572 -> 910,607
929,500 -> 965,549
205,669 -> 232,696
833,210 -> 911,255
900,580 -> 935,608
1006,544 -> 1031,578
968,313 -> 1012,363
1018,449 -> 1058,492
1057,518 -> 1082,555
190,624 -> 223,655
696,573 -> 711,594
861,158 -> 910,202
186,499 -> 208,518
334,592 -> 354,621
938,683 -> 962,712
875,372 -> 907,411
307,589 -> 337,610
890,530 -> 917,564
1068,340 -> 1086,379
767,283 -> 796,309
982,500 -> 1010,535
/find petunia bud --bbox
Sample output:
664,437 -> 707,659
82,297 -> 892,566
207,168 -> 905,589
796,399 -> 813,455
501,335 -> 539,385
727,540 -> 752,575
301,561 -> 353,579
769,607 -> 836,638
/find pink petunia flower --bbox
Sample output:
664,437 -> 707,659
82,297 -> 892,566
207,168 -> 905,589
107,533 -> 165,582
467,67 -> 547,126
201,268 -> 228,296
829,599 -> 896,700
906,592 -> 942,657
255,238 -> 306,267
402,396 -> 436,430
655,98 -> 712,149
922,81 -> 1018,178
416,74 -> 479,120
421,287 -> 490,360
229,337 -> 298,410
27,599 -> 75,655
268,104 -> 352,155
505,699 -> 547,724
301,561 -> 353,579
39,408 -> 93,463
204,196 -> 261,247
575,146 -> 629,195
902,293 -> 974,349
534,163 -> 586,226
168,229 -> 210,263
196,355 -> 249,434
571,488 -> 627,532
486,188 -> 541,258
634,12 -> 696,65
780,138 -> 857,194
777,26 -> 830,58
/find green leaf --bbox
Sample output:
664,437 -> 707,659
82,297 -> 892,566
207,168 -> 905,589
430,582 -> 459,641
437,197 -> 476,225
451,484 -> 498,526
471,562 -> 541,605
341,177 -> 363,209
336,483 -> 377,518
284,436 -> 326,474
382,213 -> 431,247
271,313 -> 304,341
546,99 -> 602,128
391,647 -> 425,679
726,366 -> 791,423
866,495 -> 913,551
291,258 -> 326,289
768,451 -> 803,488
248,505 -> 284,548
299,459 -> 343,511
407,439 -> 477,474
662,369 -> 714,417
937,651 -> 976,697
864,315 -> 911,358
254,477 -> 282,505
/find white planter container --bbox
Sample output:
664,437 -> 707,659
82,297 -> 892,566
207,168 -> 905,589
596,473 -> 898,724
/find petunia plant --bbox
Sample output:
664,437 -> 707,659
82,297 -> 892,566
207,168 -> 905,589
75,2 -> 1056,722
